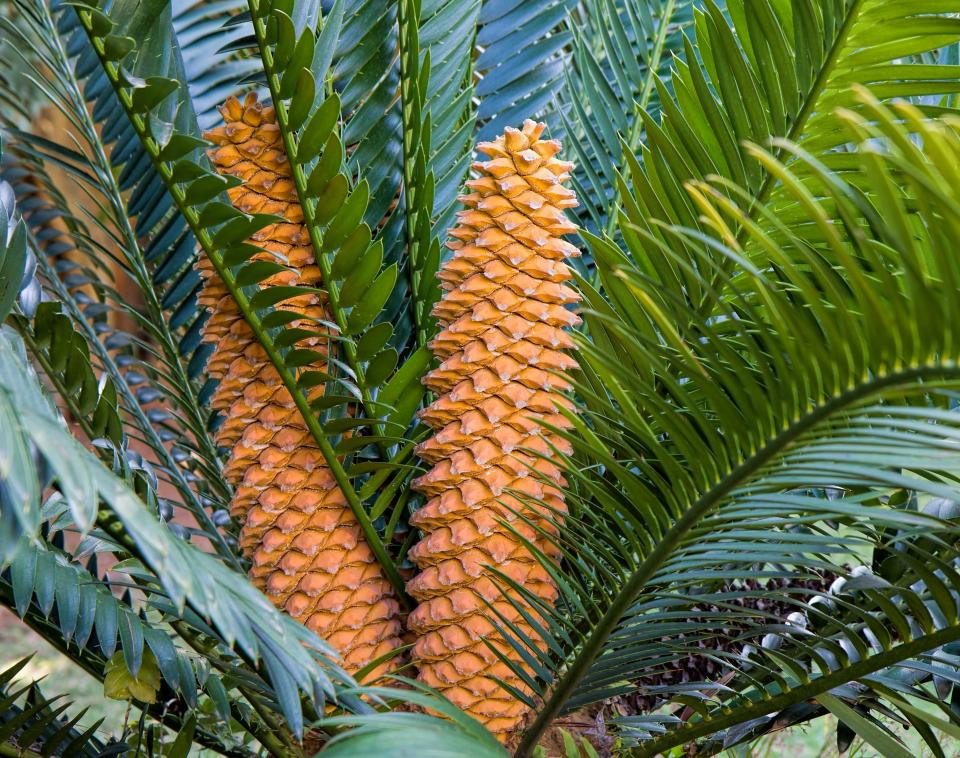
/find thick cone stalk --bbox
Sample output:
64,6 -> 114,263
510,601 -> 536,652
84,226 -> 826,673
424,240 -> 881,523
199,94 -> 402,675
409,120 -> 581,740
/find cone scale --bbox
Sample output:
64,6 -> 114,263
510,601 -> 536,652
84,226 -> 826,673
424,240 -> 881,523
198,94 -> 402,675
408,120 -> 581,740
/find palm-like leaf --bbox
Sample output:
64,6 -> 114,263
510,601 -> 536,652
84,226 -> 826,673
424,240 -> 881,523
475,0 -> 576,140
0,0 -> 233,548
504,97 -> 960,755
0,539 -> 249,755
614,0 -> 960,320
327,0 -> 481,354
173,0 -> 262,129
0,657 -> 113,757
6,0 -> 960,754
0,319 -> 482,754
0,328 -> 366,735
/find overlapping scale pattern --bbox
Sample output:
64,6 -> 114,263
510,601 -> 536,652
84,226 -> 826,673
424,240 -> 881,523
198,93 -> 401,674
409,120 -> 581,740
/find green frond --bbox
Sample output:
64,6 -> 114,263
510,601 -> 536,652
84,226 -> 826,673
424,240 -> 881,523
6,212 -> 236,560
326,0 -> 481,355
6,0 -> 960,754
475,0 -> 576,140
334,0 -> 403,236
2,537 -> 200,715
0,328 -> 365,736
0,0 -> 231,518
507,99 -> 960,754
398,0 -> 481,348
421,0 -> 481,236
617,0 -> 960,318
173,0 -> 264,128
0,158 -> 41,561
319,683 -> 510,757
560,0 -> 697,238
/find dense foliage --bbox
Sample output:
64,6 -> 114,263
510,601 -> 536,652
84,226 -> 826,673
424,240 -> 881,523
3,0 -> 960,756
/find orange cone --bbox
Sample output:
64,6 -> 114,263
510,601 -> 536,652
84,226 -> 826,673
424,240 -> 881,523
408,120 -> 580,740
199,94 -> 402,676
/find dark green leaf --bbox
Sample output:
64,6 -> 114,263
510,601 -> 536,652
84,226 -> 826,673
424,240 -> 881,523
129,77 -> 179,113
365,348 -> 398,387
346,264 -> 396,334
297,94 -> 340,163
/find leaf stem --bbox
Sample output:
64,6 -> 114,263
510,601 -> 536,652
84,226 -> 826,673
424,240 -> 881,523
397,0 -> 429,347
241,0 -> 413,607
248,1 -> 393,442
172,622 -> 301,758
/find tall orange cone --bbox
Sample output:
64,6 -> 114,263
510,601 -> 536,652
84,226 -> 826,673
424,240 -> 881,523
199,93 -> 402,675
408,120 -> 580,740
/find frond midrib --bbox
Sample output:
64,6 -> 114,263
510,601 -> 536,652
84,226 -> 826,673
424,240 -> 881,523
601,0 -> 679,239
632,621 -> 960,756
243,0 -> 411,606
741,0 -> 865,212
397,0 -> 429,348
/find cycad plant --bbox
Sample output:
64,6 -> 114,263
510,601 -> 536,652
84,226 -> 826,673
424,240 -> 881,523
4,1 -> 960,756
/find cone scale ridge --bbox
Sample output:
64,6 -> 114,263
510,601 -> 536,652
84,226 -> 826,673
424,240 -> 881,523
409,119 -> 581,741
199,93 -> 402,675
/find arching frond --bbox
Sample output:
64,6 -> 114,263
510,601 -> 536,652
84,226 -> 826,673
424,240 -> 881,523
508,99 -> 960,755
475,0 -> 576,140
560,0 -> 701,237
0,328 -> 363,735
6,0 -> 960,754
615,0 -> 960,320
0,0 -> 233,534
0,657 -> 113,757
173,0 -> 262,129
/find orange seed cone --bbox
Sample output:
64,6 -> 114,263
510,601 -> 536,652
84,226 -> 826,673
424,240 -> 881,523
408,119 -> 581,741
199,93 -> 402,675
